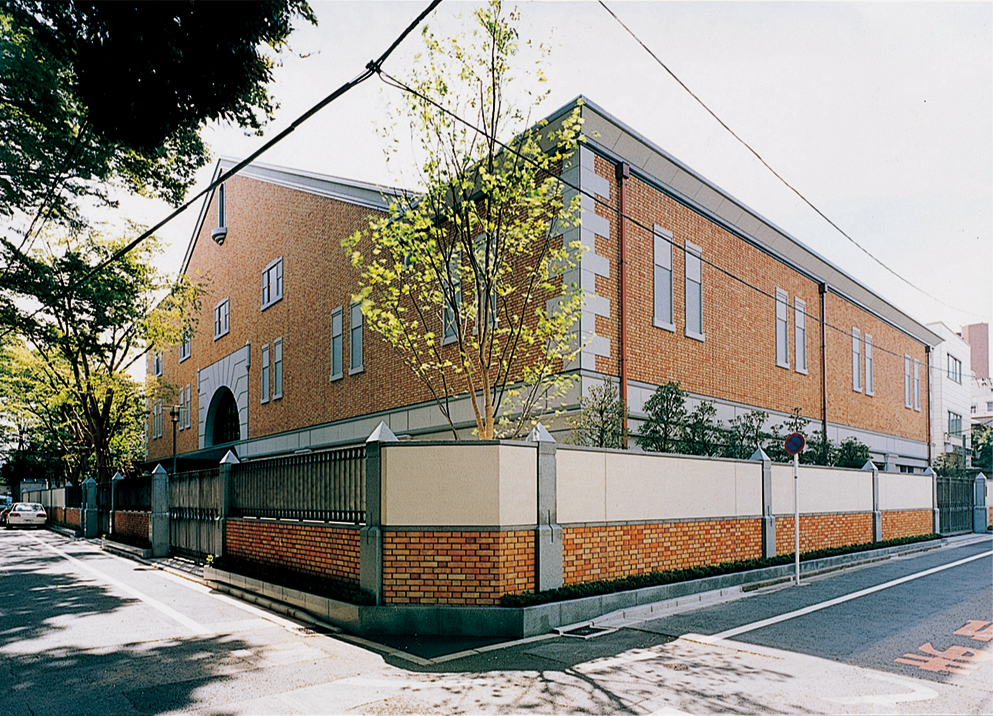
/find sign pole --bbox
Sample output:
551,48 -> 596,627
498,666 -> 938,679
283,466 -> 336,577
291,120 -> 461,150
793,450 -> 800,586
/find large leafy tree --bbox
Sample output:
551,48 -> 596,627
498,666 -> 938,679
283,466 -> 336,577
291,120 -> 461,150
0,0 -> 314,275
346,1 -> 584,439
1,229 -> 200,481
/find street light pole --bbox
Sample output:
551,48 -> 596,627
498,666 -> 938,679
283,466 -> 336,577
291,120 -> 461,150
170,405 -> 180,474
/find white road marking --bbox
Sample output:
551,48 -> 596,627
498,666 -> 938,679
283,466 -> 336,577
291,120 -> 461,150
704,550 -> 993,641
825,671 -> 939,707
32,534 -> 208,634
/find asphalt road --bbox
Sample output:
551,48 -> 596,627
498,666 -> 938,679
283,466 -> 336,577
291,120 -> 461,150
2,528 -> 990,715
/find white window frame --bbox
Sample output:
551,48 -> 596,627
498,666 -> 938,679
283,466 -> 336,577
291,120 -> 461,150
152,351 -> 163,377
913,358 -> 920,411
794,297 -> 807,374
904,355 -> 913,408
442,246 -> 462,345
851,327 -> 862,392
179,327 -> 191,362
684,241 -> 704,341
653,225 -> 674,331
154,400 -> 163,439
775,288 -> 790,369
214,298 -> 230,340
273,337 -> 283,399
184,385 -> 191,429
947,354 -> 962,384
260,344 -> 270,403
864,334 -> 873,396
330,307 -> 343,381
349,302 -> 364,374
178,388 -> 186,431
261,257 -> 284,310
948,411 -> 962,438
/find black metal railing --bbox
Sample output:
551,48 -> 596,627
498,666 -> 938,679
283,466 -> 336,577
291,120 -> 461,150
937,475 -> 974,534
169,468 -> 223,559
66,486 -> 82,508
230,444 -> 366,523
115,475 -> 152,511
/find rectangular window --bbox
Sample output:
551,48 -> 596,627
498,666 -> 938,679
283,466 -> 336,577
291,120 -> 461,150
273,338 -> 283,399
178,388 -> 186,431
153,351 -> 162,377
214,299 -> 230,339
904,355 -> 913,408
948,411 -> 962,438
684,242 -> 704,340
349,302 -> 364,374
913,358 -> 920,411
653,226 -> 674,330
185,385 -> 191,429
443,246 -> 462,344
155,400 -> 163,439
775,289 -> 789,368
864,334 -> 873,396
261,257 -> 284,310
947,354 -> 962,384
260,344 -> 270,403
794,297 -> 807,374
988,401 -> 993,412
330,308 -> 343,381
851,328 -> 862,392
179,328 -> 191,362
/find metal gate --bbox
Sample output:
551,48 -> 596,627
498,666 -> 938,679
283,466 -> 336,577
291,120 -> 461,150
96,483 -> 112,535
169,468 -> 223,559
937,475 -> 974,535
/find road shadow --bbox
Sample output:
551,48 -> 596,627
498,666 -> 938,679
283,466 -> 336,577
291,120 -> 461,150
0,531 -> 261,716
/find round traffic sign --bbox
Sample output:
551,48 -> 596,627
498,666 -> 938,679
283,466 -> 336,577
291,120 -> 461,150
785,432 -> 806,455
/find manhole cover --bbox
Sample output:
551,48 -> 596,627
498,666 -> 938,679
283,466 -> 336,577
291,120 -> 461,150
557,625 -> 616,639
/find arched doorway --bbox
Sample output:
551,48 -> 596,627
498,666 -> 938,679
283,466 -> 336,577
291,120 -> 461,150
206,387 -> 241,446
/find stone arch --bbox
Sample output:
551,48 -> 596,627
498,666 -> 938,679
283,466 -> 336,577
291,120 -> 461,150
205,387 -> 241,447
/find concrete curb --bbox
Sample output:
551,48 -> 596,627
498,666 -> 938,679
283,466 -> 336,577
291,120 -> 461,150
100,538 -> 154,560
201,535 -> 978,639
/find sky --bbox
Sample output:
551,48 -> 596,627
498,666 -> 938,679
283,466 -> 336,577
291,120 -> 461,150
120,1 -> 992,367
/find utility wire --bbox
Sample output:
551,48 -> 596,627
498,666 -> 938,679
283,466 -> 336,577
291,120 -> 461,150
597,0 -> 980,320
0,0 -> 444,346
375,68 -> 928,367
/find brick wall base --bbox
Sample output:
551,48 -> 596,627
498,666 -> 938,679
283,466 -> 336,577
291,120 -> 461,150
49,507 -> 81,529
113,511 -> 150,544
382,530 -> 534,606
562,519 -> 763,586
776,513 -> 873,555
225,520 -> 361,586
881,510 -> 933,540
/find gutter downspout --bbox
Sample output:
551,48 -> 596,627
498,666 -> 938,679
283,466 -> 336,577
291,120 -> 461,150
616,162 -> 630,439
925,345 -> 932,465
819,282 -> 829,438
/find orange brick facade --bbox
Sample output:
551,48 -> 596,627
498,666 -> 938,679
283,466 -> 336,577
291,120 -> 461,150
112,511 -> 150,544
49,507 -> 81,529
561,520 -> 763,585
775,513 -> 874,555
381,530 -> 534,606
880,510 -> 933,540
224,519 -> 361,586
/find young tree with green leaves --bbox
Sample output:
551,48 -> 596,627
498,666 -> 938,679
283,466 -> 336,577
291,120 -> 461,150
567,379 -> 627,449
834,436 -> 872,469
636,381 -> 687,454
345,1 -> 584,439
679,400 -> 721,456
721,409 -> 769,460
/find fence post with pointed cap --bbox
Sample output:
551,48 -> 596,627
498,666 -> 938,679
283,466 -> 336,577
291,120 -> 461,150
217,450 -> 239,558
974,473 -> 988,534
924,466 -> 939,534
150,464 -> 170,558
528,423 -> 562,591
751,447 -> 776,559
82,477 -> 99,539
863,460 -> 882,542
361,422 -> 396,605
109,471 -> 124,537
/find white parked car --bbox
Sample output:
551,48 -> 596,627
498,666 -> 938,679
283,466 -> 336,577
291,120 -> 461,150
5,503 -> 47,529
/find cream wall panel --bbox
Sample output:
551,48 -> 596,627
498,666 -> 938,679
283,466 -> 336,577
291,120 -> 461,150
497,444 -> 538,525
557,449 -> 607,524
772,464 -> 872,514
878,473 -> 932,511
734,462 -> 763,516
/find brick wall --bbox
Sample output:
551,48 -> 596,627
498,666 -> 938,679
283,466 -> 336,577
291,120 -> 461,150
381,530 -> 534,605
775,513 -> 873,555
562,519 -> 763,585
225,519 -> 361,585
112,511 -> 150,544
880,510 -> 933,540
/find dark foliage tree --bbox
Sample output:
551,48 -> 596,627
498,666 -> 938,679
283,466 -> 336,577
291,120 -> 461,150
567,379 -> 627,449
636,381 -> 687,454
834,436 -> 872,469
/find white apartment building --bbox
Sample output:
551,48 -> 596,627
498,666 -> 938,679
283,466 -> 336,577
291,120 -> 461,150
972,378 -> 993,427
927,322 -> 973,467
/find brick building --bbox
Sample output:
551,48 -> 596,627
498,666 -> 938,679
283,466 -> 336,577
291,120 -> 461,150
146,98 -> 940,472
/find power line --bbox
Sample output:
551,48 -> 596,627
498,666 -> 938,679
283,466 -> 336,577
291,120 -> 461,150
597,0 -> 982,321
1,0 -> 444,342
374,68 -> 930,368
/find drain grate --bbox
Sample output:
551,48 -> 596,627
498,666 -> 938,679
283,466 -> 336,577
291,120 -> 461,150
556,624 -> 616,639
